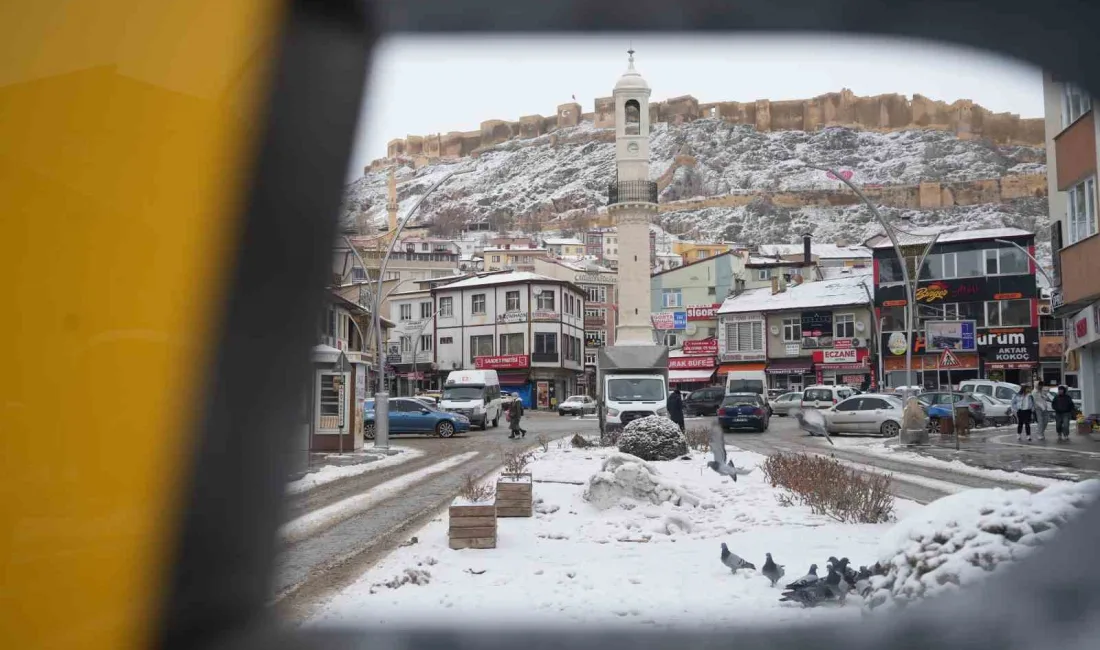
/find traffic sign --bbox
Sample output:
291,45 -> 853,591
939,348 -> 962,368
333,351 -> 352,373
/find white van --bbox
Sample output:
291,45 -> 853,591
441,369 -> 504,430
957,380 -> 1020,402
801,384 -> 856,409
726,370 -> 771,414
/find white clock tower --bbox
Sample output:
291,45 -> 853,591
608,49 -> 658,345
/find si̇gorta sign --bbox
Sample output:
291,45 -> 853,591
651,311 -> 687,331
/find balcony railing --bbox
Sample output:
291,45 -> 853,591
607,180 -> 658,205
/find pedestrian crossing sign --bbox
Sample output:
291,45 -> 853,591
939,348 -> 962,368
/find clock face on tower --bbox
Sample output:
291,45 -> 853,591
627,142 -> 639,153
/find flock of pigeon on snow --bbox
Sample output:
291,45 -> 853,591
720,544 -> 888,607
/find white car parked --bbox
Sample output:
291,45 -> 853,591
821,393 -> 904,437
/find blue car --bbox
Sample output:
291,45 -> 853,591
364,397 -> 470,439
717,393 -> 770,433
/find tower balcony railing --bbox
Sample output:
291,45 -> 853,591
607,180 -> 658,205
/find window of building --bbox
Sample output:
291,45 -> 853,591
400,335 -> 412,352
957,301 -> 984,327
584,352 -> 597,366
878,257 -> 904,283
756,268 -> 771,281
834,313 -> 856,339
585,307 -> 605,320
471,294 -> 487,315
438,297 -> 453,318
439,336 -> 454,345
782,317 -> 800,342
880,306 -> 907,332
662,331 -> 680,347
399,304 -> 412,321
1068,177 -> 1098,244
585,330 -> 606,347
662,289 -> 682,308
534,332 -> 558,353
985,299 -> 1032,327
725,321 -> 764,352
419,334 -> 432,351
469,335 -> 493,362
984,247 -> 1029,275
1062,83 -> 1092,127
505,290 -> 520,312
563,334 -> 576,361
955,250 -> 983,278
491,255 -> 500,263
536,291 -> 556,312
384,270 -> 401,281
419,302 -> 432,319
582,284 -> 607,303
499,333 -> 524,355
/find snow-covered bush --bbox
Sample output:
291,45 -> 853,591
865,480 -> 1100,612
582,452 -> 703,510
761,452 -> 895,523
617,416 -> 688,461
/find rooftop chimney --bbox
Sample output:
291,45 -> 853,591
771,276 -> 780,295
802,233 -> 812,266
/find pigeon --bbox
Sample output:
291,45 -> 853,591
720,543 -> 756,573
795,408 -> 834,445
837,558 -> 858,587
707,428 -> 754,481
784,563 -> 819,590
762,552 -> 786,587
824,564 -> 850,603
780,564 -> 844,608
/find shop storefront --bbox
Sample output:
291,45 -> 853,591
1066,302 -> 1100,415
475,354 -> 532,406
812,348 -> 873,389
765,357 -> 814,392
978,327 -> 1039,386
1039,333 -> 1065,386
881,331 -> 979,389
669,341 -> 718,391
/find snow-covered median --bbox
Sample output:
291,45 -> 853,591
286,446 -> 424,495
308,444 -> 924,628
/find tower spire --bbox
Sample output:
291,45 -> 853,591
627,43 -> 635,68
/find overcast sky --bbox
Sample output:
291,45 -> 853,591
347,34 -> 1044,181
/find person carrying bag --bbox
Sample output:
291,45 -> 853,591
1011,386 -> 1035,442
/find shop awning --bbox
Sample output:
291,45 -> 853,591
765,358 -> 813,374
823,362 -> 869,371
716,362 -> 766,374
669,369 -> 716,383
498,371 -> 530,385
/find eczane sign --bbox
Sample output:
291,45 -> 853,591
821,349 -> 858,364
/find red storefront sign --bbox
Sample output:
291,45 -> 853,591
474,354 -> 530,370
811,348 -> 869,364
686,304 -> 722,321
681,338 -> 718,355
668,356 -> 716,370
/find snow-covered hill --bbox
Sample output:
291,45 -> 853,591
341,119 -> 1047,248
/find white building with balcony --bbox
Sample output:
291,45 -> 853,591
432,271 -> 586,409
387,289 -> 438,395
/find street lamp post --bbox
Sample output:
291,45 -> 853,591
371,165 -> 474,449
803,162 -> 938,444
994,238 -> 1060,385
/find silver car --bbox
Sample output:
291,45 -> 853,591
769,391 -> 804,416
972,393 -> 1014,425
821,393 -> 904,437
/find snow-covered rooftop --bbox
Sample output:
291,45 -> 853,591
865,227 -> 1034,249
745,256 -> 799,266
431,271 -> 564,290
819,265 -> 874,280
717,275 -> 872,315
758,243 -> 873,259
542,238 -> 585,246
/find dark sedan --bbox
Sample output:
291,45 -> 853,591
683,386 -> 725,417
717,393 -> 770,432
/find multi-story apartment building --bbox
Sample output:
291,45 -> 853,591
716,275 -> 875,393
386,289 -> 438,395
541,237 -> 586,258
867,228 -> 1040,390
432,271 -> 586,408
482,243 -> 551,272
1042,73 -> 1099,411
533,258 -> 618,394
584,227 -> 655,267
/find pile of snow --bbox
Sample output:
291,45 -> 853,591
285,447 -> 423,495
617,415 -> 688,461
308,445 -> 926,628
865,480 -> 1100,612
582,452 -> 704,510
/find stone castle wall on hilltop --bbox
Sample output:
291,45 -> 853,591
374,88 -> 1044,173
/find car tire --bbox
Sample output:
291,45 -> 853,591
437,420 -> 455,438
558,410 -> 565,416
480,419 -> 488,431
364,422 -> 375,440
881,420 -> 901,438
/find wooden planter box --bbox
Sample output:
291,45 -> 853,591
448,502 -> 497,550
495,473 -> 533,517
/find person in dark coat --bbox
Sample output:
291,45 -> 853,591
1051,385 -> 1077,442
667,389 -> 685,432
508,393 -> 526,439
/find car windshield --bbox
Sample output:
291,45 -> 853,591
1069,389 -> 1082,399
723,394 -> 759,406
564,396 -> 584,403
608,378 -> 665,401
443,386 -> 485,400
727,379 -> 764,394
804,389 -> 832,401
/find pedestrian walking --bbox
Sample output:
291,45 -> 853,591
667,388 -> 685,433
507,392 -> 526,439
1011,385 -> 1035,441
1032,384 -> 1052,441
1051,385 -> 1076,443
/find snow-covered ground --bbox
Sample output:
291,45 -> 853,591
286,447 -> 425,495
829,436 -> 1068,488
307,444 -> 923,629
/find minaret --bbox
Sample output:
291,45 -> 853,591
608,49 -> 658,346
386,167 -> 399,234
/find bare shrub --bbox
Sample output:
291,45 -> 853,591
457,472 -> 494,503
685,426 -> 711,452
501,448 -> 535,475
760,452 -> 895,524
537,434 -> 550,452
570,433 -> 593,448
599,428 -> 622,447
